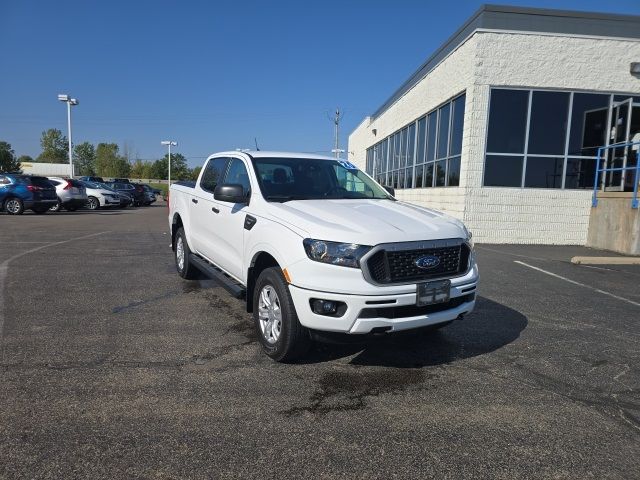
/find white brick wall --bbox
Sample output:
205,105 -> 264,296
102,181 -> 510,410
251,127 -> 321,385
348,29 -> 640,245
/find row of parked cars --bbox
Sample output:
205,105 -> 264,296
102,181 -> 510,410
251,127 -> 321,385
0,174 -> 160,215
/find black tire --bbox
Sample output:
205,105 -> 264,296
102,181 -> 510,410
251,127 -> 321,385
4,197 -> 24,215
32,206 -> 49,214
174,228 -> 199,279
253,267 -> 311,362
86,196 -> 100,210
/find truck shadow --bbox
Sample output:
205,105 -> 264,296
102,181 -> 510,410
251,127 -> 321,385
300,296 -> 527,367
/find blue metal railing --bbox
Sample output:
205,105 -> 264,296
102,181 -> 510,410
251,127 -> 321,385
592,141 -> 640,209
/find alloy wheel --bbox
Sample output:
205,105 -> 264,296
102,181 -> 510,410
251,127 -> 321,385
176,236 -> 185,271
6,199 -> 20,214
258,285 -> 282,344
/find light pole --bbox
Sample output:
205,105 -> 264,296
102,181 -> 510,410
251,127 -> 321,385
58,94 -> 79,177
161,141 -> 177,185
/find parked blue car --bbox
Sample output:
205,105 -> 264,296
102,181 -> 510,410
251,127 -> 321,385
0,174 -> 58,215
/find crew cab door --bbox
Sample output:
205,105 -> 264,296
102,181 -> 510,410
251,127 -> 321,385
212,157 -> 253,280
189,156 -> 230,264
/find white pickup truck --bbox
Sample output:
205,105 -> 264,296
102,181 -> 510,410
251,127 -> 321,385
169,151 -> 478,361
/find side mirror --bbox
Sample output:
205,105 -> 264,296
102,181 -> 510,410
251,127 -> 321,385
383,185 -> 395,197
214,184 -> 248,204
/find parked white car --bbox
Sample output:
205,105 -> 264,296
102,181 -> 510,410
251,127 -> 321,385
47,177 -> 88,212
79,181 -> 123,210
169,151 -> 478,362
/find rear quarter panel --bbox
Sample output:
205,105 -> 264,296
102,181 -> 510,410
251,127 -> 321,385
169,185 -> 197,248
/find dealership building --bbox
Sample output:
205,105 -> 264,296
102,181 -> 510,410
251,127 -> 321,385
349,5 -> 640,245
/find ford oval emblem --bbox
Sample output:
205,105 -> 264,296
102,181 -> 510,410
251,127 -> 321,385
415,255 -> 441,269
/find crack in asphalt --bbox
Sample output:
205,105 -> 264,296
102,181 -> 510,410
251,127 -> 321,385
455,361 -> 640,435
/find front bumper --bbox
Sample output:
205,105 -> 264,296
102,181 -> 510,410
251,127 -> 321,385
288,266 -> 478,334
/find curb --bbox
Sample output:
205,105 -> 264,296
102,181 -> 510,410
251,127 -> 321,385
571,256 -> 640,265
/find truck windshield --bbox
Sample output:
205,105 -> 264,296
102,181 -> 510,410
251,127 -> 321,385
252,157 -> 392,202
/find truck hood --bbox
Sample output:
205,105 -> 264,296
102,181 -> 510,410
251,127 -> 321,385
267,199 -> 466,245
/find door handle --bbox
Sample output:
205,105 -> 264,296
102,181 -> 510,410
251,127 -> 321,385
212,207 -> 220,214
191,198 -> 198,204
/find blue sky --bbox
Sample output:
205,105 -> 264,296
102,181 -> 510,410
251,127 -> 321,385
2,0 -> 639,167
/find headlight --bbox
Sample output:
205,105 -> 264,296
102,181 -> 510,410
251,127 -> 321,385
303,239 -> 371,268
462,225 -> 474,249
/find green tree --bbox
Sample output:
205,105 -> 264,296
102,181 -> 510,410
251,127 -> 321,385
0,142 -> 22,173
151,153 -> 189,180
36,128 -> 68,163
150,158 -> 167,180
130,159 -> 154,179
190,165 -> 202,181
17,155 -> 34,164
95,143 -> 131,178
73,142 -> 96,176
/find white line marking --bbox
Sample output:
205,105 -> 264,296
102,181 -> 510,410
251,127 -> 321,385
0,231 -> 110,353
514,260 -> 640,308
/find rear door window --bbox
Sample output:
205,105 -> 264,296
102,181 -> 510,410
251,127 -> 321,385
200,157 -> 230,193
0,176 -> 9,185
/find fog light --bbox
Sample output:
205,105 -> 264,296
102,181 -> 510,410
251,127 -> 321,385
312,299 -> 337,315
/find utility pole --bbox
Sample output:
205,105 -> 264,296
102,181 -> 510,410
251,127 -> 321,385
328,108 -> 344,158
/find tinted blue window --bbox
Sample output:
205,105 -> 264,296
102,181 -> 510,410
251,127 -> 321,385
437,104 -> 450,159
487,89 -> 529,154
450,95 -> 465,156
528,91 -> 570,155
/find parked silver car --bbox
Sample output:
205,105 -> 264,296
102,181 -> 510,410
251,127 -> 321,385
47,177 -> 88,212
79,181 -> 122,210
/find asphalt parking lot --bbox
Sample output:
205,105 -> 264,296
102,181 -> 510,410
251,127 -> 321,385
1,204 -> 639,479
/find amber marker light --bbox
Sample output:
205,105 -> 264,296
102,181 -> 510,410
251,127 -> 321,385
282,268 -> 292,284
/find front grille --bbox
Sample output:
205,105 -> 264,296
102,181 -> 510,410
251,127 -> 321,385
365,241 -> 470,284
359,293 -> 475,319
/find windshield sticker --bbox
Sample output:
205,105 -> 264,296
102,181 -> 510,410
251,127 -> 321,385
338,160 -> 358,170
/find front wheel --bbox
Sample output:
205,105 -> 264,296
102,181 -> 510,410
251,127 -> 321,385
86,196 -> 100,210
253,267 -> 311,362
5,197 -> 24,215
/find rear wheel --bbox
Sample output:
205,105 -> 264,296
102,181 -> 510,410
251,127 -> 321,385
254,267 -> 311,362
32,206 -> 49,214
5,197 -> 24,215
86,196 -> 100,210
175,228 -> 199,279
